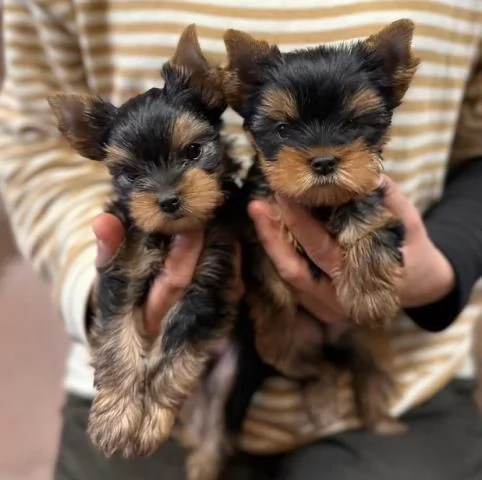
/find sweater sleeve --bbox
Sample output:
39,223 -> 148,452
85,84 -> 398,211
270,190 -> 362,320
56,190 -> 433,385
405,43 -> 482,332
405,158 -> 482,332
0,0 -> 111,343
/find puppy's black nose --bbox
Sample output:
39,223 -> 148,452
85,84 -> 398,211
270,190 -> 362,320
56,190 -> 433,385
311,156 -> 337,176
159,194 -> 181,214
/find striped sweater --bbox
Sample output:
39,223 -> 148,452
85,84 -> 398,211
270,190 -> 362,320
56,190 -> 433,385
1,0 -> 482,455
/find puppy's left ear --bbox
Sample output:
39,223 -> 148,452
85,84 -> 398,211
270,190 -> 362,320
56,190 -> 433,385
223,29 -> 281,116
163,24 -> 226,112
364,19 -> 421,102
47,93 -> 117,160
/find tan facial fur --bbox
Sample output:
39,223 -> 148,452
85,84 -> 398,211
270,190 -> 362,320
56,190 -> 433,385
171,111 -> 212,151
260,140 -> 382,207
129,168 -> 223,234
259,88 -> 299,122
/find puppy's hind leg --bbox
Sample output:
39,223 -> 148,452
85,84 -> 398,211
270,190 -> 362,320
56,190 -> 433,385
302,364 -> 341,430
186,343 -> 239,480
348,329 -> 407,435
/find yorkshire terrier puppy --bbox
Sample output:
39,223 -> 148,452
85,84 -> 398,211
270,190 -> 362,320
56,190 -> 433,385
241,162 -> 399,432
48,25 -> 240,458
223,20 -> 420,431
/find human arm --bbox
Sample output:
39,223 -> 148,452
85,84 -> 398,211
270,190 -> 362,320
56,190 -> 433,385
404,158 -> 482,331
404,46 -> 482,331
0,0 -> 108,343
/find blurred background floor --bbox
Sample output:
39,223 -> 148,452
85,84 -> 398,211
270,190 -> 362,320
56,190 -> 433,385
0,218 -> 68,480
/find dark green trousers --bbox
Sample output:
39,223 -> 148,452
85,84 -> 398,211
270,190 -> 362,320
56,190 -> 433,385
54,380 -> 482,480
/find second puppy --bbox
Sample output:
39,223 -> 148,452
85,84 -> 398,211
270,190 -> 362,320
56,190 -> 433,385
223,20 -> 420,431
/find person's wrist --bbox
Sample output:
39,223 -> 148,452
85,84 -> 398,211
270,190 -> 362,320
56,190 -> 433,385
401,240 -> 456,309
427,244 -> 456,303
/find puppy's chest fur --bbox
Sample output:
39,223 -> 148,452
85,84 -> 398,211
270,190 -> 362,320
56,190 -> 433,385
245,160 -> 404,280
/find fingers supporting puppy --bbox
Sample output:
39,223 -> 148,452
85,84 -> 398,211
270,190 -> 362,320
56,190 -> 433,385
93,213 -> 125,269
275,195 -> 342,276
248,200 -> 311,289
144,230 -> 204,336
298,289 -> 348,324
378,175 -> 423,240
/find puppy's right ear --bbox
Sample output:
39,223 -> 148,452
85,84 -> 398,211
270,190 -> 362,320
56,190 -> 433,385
223,29 -> 281,115
47,94 -> 117,160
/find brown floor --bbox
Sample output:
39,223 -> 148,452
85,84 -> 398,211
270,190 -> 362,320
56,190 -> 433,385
0,219 -> 69,480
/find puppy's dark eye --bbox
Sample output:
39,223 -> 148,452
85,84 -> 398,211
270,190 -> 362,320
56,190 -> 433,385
276,123 -> 289,139
185,143 -> 202,161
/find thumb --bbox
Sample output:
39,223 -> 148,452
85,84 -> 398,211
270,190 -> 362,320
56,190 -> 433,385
93,213 -> 125,269
275,194 -> 342,275
379,175 -> 424,240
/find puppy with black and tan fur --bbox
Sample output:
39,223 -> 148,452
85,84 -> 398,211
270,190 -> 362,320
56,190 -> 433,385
223,20 -> 420,431
48,25 -> 241,459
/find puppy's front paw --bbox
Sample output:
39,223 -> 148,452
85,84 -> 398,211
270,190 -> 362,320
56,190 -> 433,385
136,400 -> 176,456
335,231 -> 403,328
87,386 -> 144,457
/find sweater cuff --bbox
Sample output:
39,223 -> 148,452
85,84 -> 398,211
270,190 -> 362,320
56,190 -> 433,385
59,243 -> 97,344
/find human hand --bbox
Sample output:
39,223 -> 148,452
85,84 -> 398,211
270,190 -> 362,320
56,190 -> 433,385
92,213 -> 244,345
379,175 -> 455,308
248,174 -> 455,324
248,199 -> 347,325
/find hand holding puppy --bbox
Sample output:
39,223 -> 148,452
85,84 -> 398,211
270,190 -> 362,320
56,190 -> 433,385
92,213 -> 244,344
248,174 -> 455,325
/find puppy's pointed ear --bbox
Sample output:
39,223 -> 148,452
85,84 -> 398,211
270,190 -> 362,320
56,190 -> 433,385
223,29 -> 281,115
171,24 -> 210,74
163,24 -> 226,112
364,19 -> 420,102
47,93 -> 117,160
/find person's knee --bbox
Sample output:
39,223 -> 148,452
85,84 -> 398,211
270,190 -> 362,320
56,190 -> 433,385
276,442 -> 368,480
